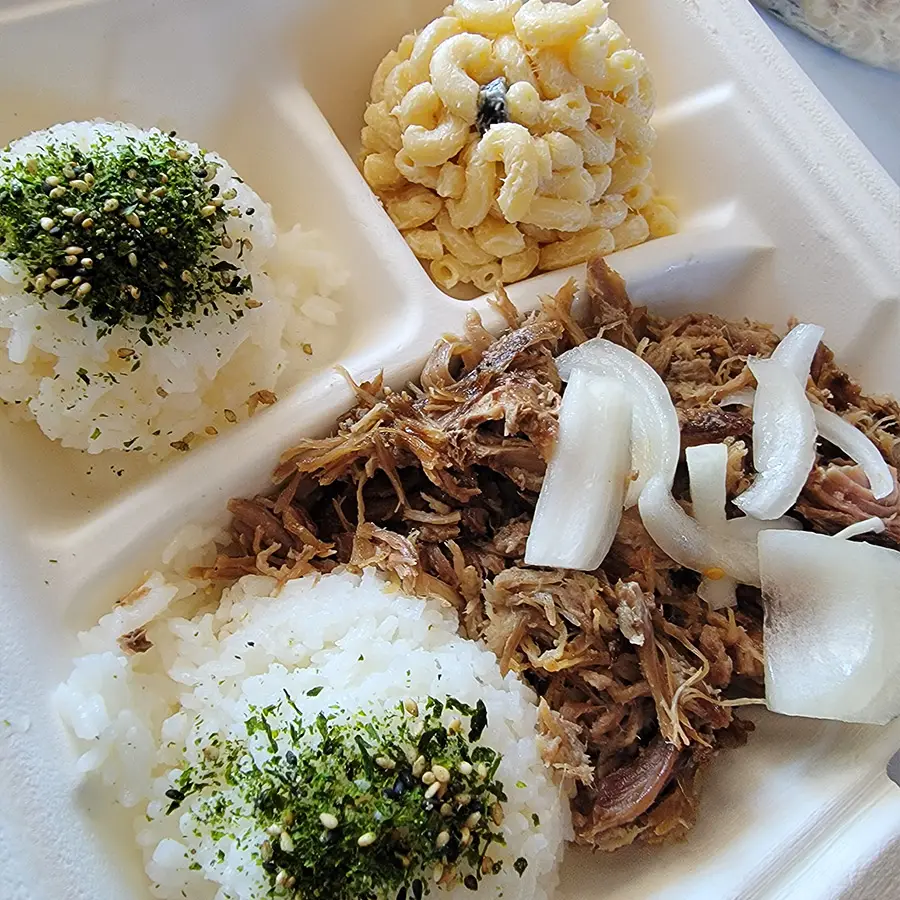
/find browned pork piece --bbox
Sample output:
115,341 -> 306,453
204,256 -> 899,850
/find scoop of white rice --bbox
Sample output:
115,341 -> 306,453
0,121 -> 346,458
56,567 -> 570,900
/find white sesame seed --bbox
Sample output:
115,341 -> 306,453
103,198 -> 119,212
432,764 -> 451,784
412,756 -> 427,778
465,812 -> 482,829
70,179 -> 89,192
84,172 -> 94,186
82,258 -> 93,269
81,218 -> 94,229
404,699 -> 419,717
460,826 -> 471,847
433,863 -> 444,883
422,771 -> 436,785
425,781 -> 441,800
49,187 -> 66,200
491,802 -> 504,825
440,802 -> 453,817
448,718 -> 462,733
458,761 -> 473,776
375,756 -> 395,771
45,176 -> 60,187
475,763 -> 488,779
61,207 -> 79,218
40,217 -> 55,231
200,204 -> 216,218
435,831 -> 450,850
357,832 -> 377,848
175,150 -> 191,161
76,282 -> 91,298
274,869 -> 287,887
65,246 -> 84,255
279,831 -> 294,853
125,213 -> 140,228
457,793 -> 471,806
266,824 -> 283,836
50,278 -> 69,291
128,252 -> 138,268
34,275 -> 49,292
319,813 -> 338,830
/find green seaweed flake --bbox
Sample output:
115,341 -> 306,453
165,697 -> 520,899
0,128 -> 250,329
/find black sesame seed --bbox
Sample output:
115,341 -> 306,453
464,875 -> 478,891
164,788 -> 185,801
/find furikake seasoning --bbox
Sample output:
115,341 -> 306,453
0,129 -> 251,330
164,696 -> 517,899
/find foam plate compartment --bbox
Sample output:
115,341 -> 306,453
0,1 -> 898,899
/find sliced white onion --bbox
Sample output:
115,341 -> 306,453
556,338 -> 680,506
686,443 -> 728,526
638,474 -> 763,586
698,575 -> 738,610
525,369 -> 631,570
725,515 -> 802,542
814,404 -> 895,500
833,516 -> 886,540
760,529 -> 900,725
771,323 -> 825,383
733,357 -> 817,521
686,443 -> 736,608
722,390 -> 894,501
638,475 -> 802,588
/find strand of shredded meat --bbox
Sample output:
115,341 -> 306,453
203,257 -> 900,851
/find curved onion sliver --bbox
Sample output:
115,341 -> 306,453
814,404 -> 895,500
833,516 -> 886,540
771,323 -> 825,383
556,338 -> 680,506
733,357 -> 817,521
639,475 -> 763,586
525,369 -> 631,570
722,390 -> 893,501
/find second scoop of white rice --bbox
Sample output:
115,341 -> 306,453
56,563 -> 571,899
0,121 -> 346,458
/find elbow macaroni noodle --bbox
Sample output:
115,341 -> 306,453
360,0 -> 674,292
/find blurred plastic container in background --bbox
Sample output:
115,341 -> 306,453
756,0 -> 900,70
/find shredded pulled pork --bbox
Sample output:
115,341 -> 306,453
205,257 -> 898,850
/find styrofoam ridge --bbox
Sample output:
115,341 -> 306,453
1,3 -> 900,900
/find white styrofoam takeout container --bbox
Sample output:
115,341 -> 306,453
0,0 -> 898,898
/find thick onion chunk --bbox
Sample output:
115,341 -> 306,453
556,338 -> 680,506
760,529 -> 900,725
525,369 -> 631,570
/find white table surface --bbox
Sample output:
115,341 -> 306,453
755,7 -> 900,186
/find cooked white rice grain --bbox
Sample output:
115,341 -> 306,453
0,120 -> 347,458
57,569 -> 570,900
